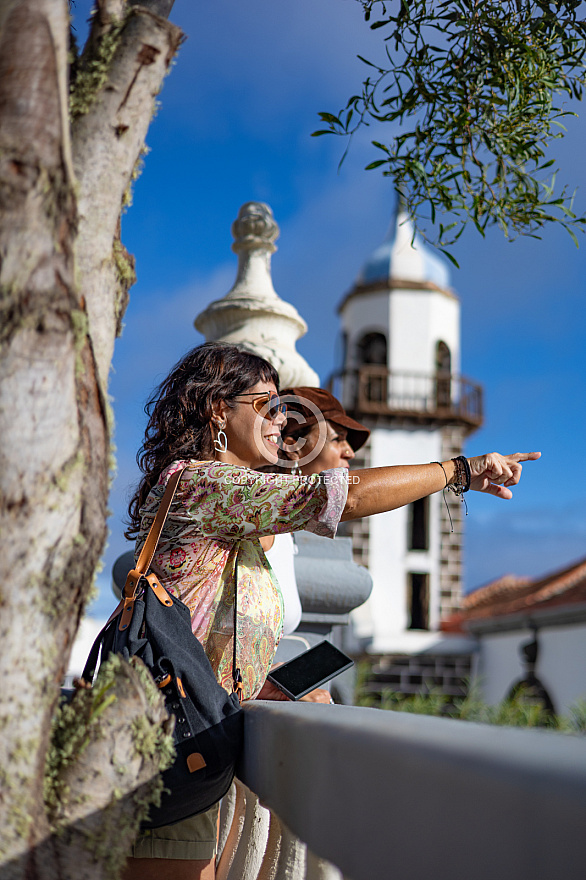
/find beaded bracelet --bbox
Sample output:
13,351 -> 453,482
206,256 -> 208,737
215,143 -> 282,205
449,455 -> 471,496
431,458 -> 470,533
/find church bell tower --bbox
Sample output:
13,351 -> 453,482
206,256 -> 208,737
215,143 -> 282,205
332,203 -> 483,655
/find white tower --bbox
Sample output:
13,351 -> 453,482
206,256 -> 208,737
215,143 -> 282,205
334,204 -> 483,656
195,201 -> 319,387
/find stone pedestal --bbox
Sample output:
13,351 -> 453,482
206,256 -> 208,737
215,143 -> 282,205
274,532 -> 373,704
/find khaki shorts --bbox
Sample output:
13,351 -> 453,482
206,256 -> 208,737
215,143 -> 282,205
131,802 -> 220,861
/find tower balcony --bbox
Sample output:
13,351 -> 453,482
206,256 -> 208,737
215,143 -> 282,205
329,365 -> 483,430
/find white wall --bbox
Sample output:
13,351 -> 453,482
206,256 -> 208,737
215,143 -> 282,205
64,616 -> 108,686
341,292 -> 389,370
354,426 -> 443,652
389,289 -> 460,377
475,623 -> 586,715
341,287 -> 460,380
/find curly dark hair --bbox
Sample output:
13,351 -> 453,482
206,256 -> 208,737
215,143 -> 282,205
126,342 -> 279,538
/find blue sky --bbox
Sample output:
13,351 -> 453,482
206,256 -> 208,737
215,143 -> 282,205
72,1 -> 586,616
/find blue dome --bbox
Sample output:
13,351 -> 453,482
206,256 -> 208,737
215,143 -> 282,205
357,210 -> 451,290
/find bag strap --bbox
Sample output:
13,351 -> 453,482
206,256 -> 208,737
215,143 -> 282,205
119,465 -> 192,631
232,551 -> 243,701
83,460 -> 243,698
81,617 -> 117,685
136,467 -> 189,575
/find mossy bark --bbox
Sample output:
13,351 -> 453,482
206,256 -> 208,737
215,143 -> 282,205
0,1 -> 183,877
36,656 -> 175,880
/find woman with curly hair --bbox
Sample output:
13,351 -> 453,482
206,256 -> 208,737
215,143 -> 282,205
123,341 -> 539,880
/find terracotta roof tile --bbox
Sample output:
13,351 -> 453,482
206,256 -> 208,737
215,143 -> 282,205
461,574 -> 532,610
441,555 -> 586,632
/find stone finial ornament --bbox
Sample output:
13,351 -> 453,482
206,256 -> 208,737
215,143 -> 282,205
231,201 -> 279,254
194,201 -> 319,388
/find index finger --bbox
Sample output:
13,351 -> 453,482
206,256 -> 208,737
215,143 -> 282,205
508,451 -> 541,462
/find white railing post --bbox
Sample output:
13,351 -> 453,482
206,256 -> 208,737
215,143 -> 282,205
217,779 -> 343,880
305,849 -> 343,880
216,781 -> 244,880
217,781 -> 271,880
256,808 -> 283,880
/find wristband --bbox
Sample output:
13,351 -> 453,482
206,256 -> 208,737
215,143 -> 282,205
432,461 -> 449,488
449,455 -> 470,495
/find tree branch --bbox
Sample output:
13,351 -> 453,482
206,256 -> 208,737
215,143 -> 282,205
134,0 -> 176,18
71,5 -> 184,387
0,0 -> 84,862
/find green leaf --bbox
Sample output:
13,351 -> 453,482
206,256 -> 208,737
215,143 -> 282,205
438,247 -> 461,268
318,0 -> 586,250
318,112 -> 342,125
565,225 -> 580,248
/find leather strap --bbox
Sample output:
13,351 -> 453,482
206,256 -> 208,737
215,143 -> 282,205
120,465 -> 192,630
83,460 -> 242,691
82,616 -> 116,684
136,468 -> 189,576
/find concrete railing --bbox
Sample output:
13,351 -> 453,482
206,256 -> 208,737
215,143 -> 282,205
217,701 -> 586,880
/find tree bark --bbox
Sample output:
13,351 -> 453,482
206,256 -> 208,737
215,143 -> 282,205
35,657 -> 174,880
72,3 -> 183,387
0,1 -> 184,875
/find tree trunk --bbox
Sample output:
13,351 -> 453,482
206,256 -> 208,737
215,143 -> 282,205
0,1 -> 183,875
36,656 -> 174,880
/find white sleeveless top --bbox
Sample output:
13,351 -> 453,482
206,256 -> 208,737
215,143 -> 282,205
265,532 -> 302,635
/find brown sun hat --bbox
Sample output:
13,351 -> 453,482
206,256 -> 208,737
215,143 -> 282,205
280,387 -> 370,452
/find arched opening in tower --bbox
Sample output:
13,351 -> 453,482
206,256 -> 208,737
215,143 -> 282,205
357,332 -> 388,404
435,340 -> 452,409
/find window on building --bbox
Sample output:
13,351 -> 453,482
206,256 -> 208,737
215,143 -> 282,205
358,332 -> 387,365
435,340 -> 451,408
407,572 -> 430,630
357,332 -> 388,403
408,497 -> 429,551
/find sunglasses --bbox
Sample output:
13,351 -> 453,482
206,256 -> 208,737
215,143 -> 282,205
235,392 -> 287,420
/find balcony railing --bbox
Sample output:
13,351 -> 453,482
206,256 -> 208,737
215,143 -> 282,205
216,702 -> 586,880
329,366 -> 483,428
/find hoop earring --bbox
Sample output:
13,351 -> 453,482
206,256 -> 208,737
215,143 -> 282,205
290,461 -> 300,476
212,420 -> 228,454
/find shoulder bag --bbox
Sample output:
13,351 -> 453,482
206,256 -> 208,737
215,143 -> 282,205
82,466 -> 243,828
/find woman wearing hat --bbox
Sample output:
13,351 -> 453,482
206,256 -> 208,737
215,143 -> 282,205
278,387 -> 370,474
262,387 -> 369,695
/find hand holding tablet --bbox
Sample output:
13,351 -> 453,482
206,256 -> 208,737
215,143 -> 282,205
267,641 -> 354,701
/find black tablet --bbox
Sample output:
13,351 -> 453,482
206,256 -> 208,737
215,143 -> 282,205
267,640 -> 354,701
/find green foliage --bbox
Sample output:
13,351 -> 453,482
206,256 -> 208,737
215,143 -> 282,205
314,0 -> 586,249
112,238 -> 136,289
355,662 -> 586,734
122,145 -> 151,211
556,698 -> 586,733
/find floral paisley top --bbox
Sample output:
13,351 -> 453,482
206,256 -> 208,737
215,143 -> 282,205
136,460 -> 348,699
